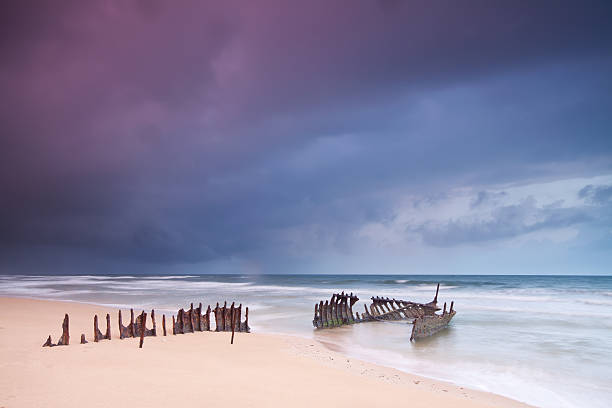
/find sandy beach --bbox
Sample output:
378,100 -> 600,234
0,297 -> 533,408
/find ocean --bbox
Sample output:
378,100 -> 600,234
1,274 -> 610,408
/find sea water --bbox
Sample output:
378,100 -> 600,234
1,274 -> 610,408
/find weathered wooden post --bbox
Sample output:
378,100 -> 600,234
379,298 -> 387,315
385,299 -> 394,314
369,303 -> 377,317
375,299 -> 385,316
342,297 -> 349,323
177,309 -> 186,334
193,303 -> 199,331
337,293 -> 342,324
139,312 -> 147,348
194,303 -> 200,331
188,303 -> 195,333
151,309 -> 156,336
388,298 -> 398,316
346,300 -> 352,323
222,302 -> 228,331
230,303 -> 236,344
130,308 -> 135,337
443,302 -> 447,314
94,315 -> 100,342
105,313 -> 111,340
332,295 -> 339,326
227,302 -> 235,331
43,335 -> 52,347
348,293 -> 356,322
410,319 -> 417,341
318,302 -> 323,326
227,302 -> 232,331
224,302 -> 232,331
236,304 -> 242,332
319,301 -> 324,327
58,314 -> 69,345
325,300 -> 331,327
321,301 -> 326,327
119,310 -> 124,339
376,297 -> 386,313
162,315 -> 167,336
205,305 -> 211,331
329,295 -> 335,326
80,334 -> 87,344
214,302 -> 220,332
172,315 -> 176,335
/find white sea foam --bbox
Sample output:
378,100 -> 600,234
460,304 -> 612,318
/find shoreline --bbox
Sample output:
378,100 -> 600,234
0,296 -> 534,408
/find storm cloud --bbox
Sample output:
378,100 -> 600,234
1,1 -> 611,274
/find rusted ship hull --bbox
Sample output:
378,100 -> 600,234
312,284 -> 456,341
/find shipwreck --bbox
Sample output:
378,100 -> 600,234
43,301 -> 250,348
311,284 -> 456,341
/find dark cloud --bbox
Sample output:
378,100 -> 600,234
414,197 -> 592,247
579,185 -> 612,205
1,1 -> 611,272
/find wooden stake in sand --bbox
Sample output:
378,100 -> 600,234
205,305 -> 211,331
118,310 -> 131,339
94,315 -> 102,342
118,310 -> 124,339
213,302 -> 220,331
189,303 -> 195,333
43,335 -> 53,347
230,303 -> 236,344
105,313 -> 111,340
58,314 -> 69,345
130,308 -> 135,337
244,307 -> 249,332
139,311 -> 147,348
42,300 -> 252,349
222,301 -> 227,331
42,314 -> 69,347
43,314 -> 70,347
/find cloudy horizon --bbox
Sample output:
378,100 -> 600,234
1,1 -> 611,275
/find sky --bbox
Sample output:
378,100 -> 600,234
1,0 -> 611,275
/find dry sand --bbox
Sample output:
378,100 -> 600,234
0,297 -> 533,408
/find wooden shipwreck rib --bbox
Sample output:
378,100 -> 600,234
172,302 -> 249,334
43,300 -> 250,348
312,284 -> 456,341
